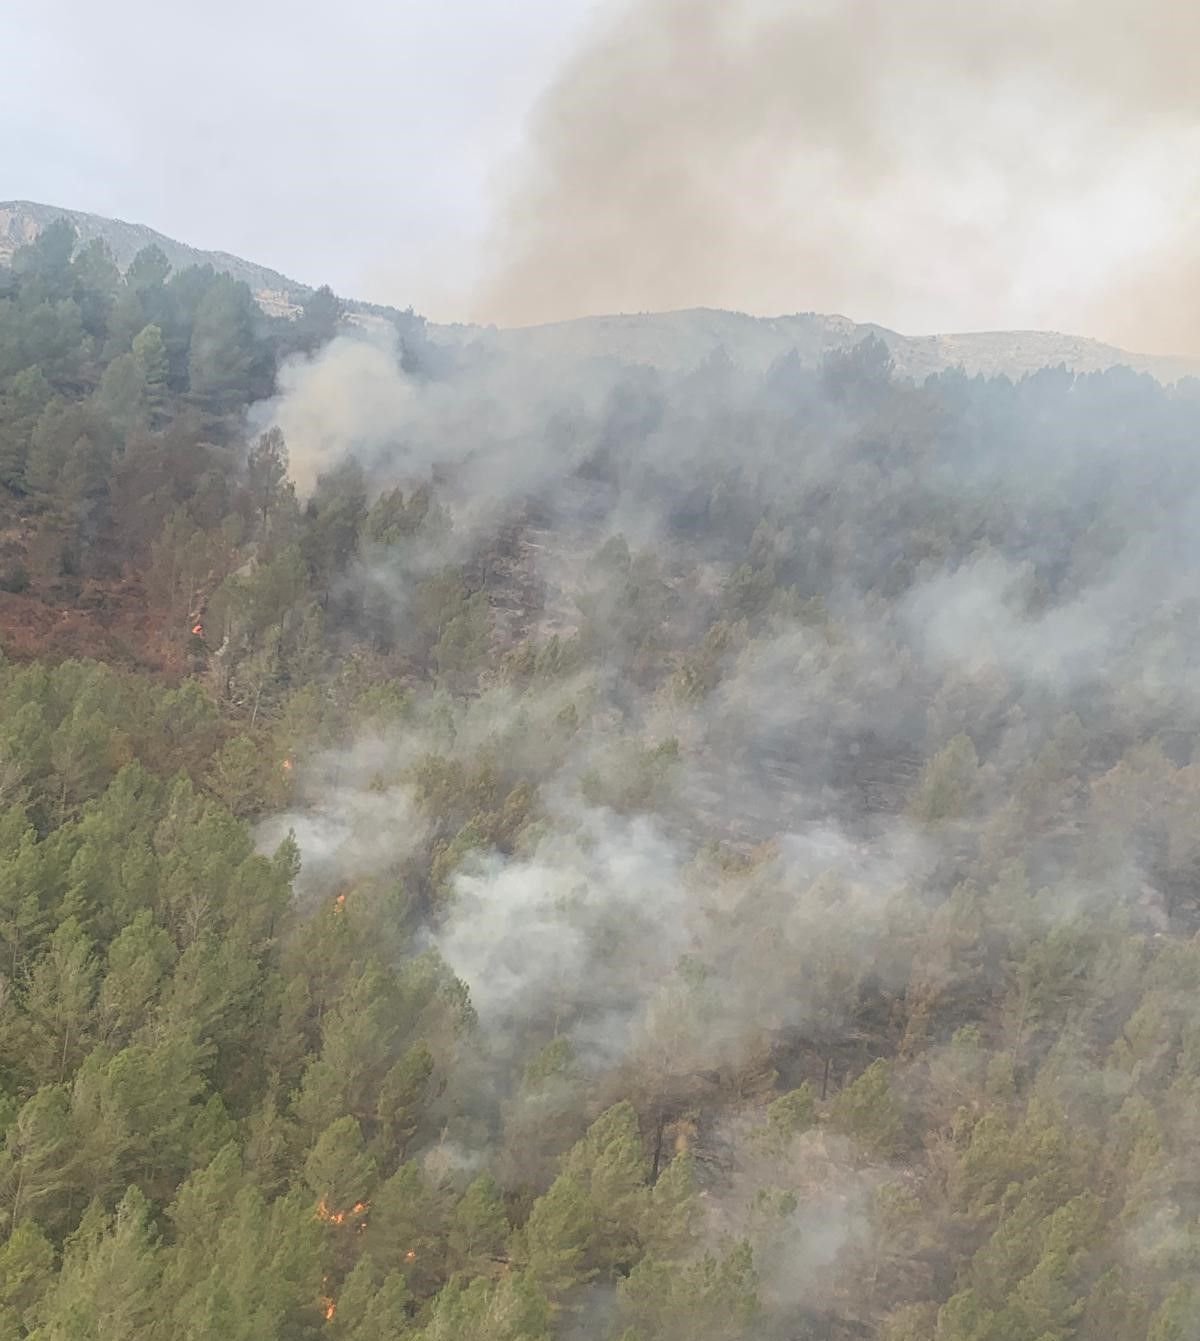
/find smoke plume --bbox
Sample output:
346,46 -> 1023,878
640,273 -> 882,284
477,0 -> 1200,354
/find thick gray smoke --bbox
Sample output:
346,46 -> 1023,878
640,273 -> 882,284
476,0 -> 1200,355
436,807 -> 692,1067
248,317 -> 1200,1327
254,332 -> 417,498
254,325 -> 624,511
254,735 -> 430,896
235,21 -> 1200,1315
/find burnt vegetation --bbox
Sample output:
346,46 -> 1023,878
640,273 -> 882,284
0,217 -> 1199,1340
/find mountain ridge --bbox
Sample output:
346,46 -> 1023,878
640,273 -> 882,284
0,199 -> 308,317
5,199 -> 1197,382
441,307 -> 1200,383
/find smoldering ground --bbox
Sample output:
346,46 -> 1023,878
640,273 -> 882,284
244,217 -> 1200,1335
252,323 -> 1200,930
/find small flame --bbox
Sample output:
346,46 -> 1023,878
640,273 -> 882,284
321,1297 -> 335,1321
191,623 -> 203,636
282,758 -> 293,772
405,1249 -> 416,1261
334,892 -> 346,912
316,1196 -> 368,1226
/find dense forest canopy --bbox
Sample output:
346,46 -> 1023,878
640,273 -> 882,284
1,216 -> 1200,1340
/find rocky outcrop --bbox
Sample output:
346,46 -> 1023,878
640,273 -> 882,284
0,200 -> 306,316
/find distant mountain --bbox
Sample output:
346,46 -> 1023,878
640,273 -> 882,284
0,200 -> 309,317
435,308 -> 1200,383
5,200 -> 1196,382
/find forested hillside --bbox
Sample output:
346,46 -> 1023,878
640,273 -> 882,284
0,202 -> 307,314
2,216 -> 1200,1341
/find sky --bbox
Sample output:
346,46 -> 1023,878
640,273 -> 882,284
4,0 -> 1199,352
1,0 -> 597,314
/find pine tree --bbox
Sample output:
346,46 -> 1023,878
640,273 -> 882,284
910,733 -> 981,824
22,918 -> 97,1084
0,1086 -> 71,1236
641,1151 -> 698,1261
420,1273 -> 551,1341
68,1035 -> 212,1201
95,352 -> 147,437
330,1256 -> 412,1341
12,220 -> 76,302
102,287 -> 147,361
448,1174 -> 509,1274
562,1101 -> 647,1271
374,1043 -> 434,1169
70,239 -> 120,339
204,734 -> 268,817
294,962 -> 405,1135
0,1219 -> 54,1340
757,1083 -> 816,1151
246,427 -> 291,538
828,1059 -> 905,1158
187,275 -> 260,413
164,1167 -> 324,1341
517,1173 -> 597,1303
934,1287 -> 996,1341
1078,1268 -> 1149,1341
294,285 -> 343,355
126,245 -> 171,295
304,1116 -> 377,1218
617,1240 -> 760,1341
362,1161 -> 450,1300
96,911 -> 176,1047
0,807 -> 48,978
0,366 -> 54,487
1148,1284 -> 1196,1341
32,1186 -> 161,1341
131,324 -> 169,424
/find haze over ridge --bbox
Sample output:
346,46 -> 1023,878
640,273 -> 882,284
7,199 -> 1199,387
474,0 -> 1200,357
5,0 -> 1199,357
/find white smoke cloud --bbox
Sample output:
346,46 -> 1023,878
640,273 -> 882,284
254,331 -> 416,497
435,806 -> 692,1067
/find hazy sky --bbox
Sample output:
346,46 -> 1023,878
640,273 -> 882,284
2,0 -> 597,311
4,0 -> 1199,351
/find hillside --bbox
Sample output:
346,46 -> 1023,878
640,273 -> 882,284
6,202 -> 1200,1340
0,202 -> 419,336
0,200 -> 308,318
441,307 -> 1200,382
5,200 -> 1198,381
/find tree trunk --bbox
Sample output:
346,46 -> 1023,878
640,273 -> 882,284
650,1106 -> 667,1185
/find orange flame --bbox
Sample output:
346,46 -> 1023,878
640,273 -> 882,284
405,1249 -> 416,1261
320,1296 -> 335,1321
191,623 -> 203,636
282,758 -> 293,772
333,892 -> 346,912
316,1196 -> 368,1227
